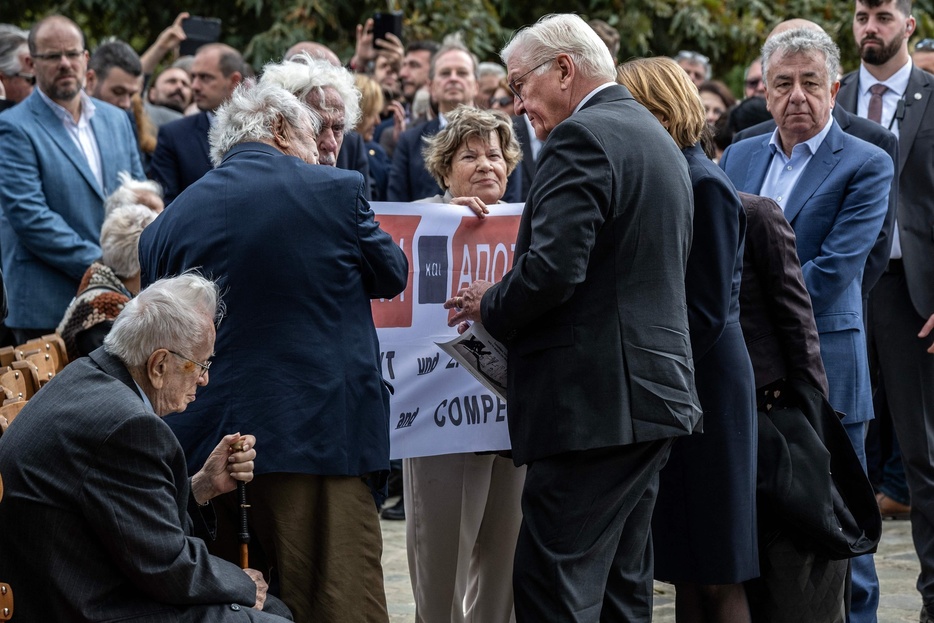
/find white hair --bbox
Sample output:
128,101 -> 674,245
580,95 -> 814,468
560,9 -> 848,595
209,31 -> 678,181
209,79 -> 322,166
105,171 -> 163,214
104,272 -> 223,368
501,14 -> 616,84
261,53 -> 361,131
100,204 -> 157,279
762,28 -> 840,88
478,62 -> 506,80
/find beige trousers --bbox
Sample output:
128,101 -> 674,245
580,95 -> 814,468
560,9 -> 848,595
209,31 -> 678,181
404,453 -> 526,623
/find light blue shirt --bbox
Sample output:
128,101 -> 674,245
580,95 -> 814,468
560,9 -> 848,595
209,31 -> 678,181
759,115 -> 835,213
36,88 -> 103,191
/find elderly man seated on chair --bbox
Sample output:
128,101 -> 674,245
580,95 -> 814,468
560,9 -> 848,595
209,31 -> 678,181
0,273 -> 293,622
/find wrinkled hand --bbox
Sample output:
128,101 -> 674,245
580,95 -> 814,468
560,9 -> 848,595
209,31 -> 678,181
244,568 -> 269,610
444,280 -> 493,326
450,196 -> 490,219
190,433 -> 256,504
920,314 -> 934,354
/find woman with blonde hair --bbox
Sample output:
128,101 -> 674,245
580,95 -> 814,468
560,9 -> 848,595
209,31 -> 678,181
404,105 -> 525,623
617,56 -> 757,623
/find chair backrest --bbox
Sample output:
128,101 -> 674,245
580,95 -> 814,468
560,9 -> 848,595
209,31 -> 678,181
0,473 -> 11,622
15,337 -> 66,375
0,401 -> 26,427
0,348 -> 14,369
7,362 -> 40,399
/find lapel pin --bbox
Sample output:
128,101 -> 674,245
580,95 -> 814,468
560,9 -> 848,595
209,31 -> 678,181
915,92 -> 923,100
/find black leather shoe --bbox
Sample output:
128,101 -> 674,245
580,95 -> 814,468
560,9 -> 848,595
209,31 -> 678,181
380,497 -> 405,521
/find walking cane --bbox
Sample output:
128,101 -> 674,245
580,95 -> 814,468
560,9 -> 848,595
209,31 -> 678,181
232,439 -> 250,569
237,481 -> 250,568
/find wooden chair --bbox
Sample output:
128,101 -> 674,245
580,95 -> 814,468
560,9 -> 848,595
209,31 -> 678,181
7,363 -> 40,400
0,473 -> 12,621
0,347 -> 14,369
0,401 -> 26,427
40,334 -> 69,369
19,351 -> 55,387
15,337 -> 66,375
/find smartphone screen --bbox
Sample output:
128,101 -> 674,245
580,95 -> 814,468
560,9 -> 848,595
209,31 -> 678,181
180,16 -> 222,56
373,11 -> 403,42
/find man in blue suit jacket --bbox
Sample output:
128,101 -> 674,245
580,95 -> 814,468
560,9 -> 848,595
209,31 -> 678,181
0,15 -> 144,342
721,28 -> 892,623
140,79 -> 407,623
150,43 -> 243,203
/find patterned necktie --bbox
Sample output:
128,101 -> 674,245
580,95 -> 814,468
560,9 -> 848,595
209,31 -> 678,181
868,83 -> 888,124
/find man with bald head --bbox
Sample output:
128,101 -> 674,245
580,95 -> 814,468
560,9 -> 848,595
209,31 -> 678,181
151,42 -> 244,202
0,15 -> 144,343
285,41 -> 341,66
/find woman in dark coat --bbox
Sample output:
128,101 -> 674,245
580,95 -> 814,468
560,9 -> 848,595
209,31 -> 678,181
618,57 -> 758,623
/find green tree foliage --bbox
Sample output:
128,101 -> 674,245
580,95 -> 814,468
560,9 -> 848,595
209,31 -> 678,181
2,0 -> 932,93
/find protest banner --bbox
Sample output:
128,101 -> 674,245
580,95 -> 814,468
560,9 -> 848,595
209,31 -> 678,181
370,201 -> 523,459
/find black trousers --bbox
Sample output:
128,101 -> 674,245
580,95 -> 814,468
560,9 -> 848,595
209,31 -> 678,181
867,269 -> 934,608
513,439 -> 673,623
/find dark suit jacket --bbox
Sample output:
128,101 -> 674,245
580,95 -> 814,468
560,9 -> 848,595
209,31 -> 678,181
733,105 -> 899,296
512,115 -> 537,202
737,192 -> 828,395
837,66 -> 934,318
0,349 -> 272,622
151,110 -> 212,203
140,142 -> 408,477
336,130 -> 373,199
387,116 -> 523,202
722,121 -> 892,423
480,85 -> 701,466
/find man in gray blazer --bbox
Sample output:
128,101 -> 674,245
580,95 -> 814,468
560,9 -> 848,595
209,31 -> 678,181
448,14 -> 699,622
837,2 -> 934,621
0,274 -> 292,622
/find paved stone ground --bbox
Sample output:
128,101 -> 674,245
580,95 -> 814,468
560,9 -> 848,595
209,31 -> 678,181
379,505 -> 922,623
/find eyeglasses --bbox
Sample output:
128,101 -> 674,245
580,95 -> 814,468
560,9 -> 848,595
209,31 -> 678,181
916,38 -> 934,52
169,350 -> 212,379
14,72 -> 35,85
31,50 -> 85,63
489,95 -> 513,107
508,58 -> 553,102
675,50 -> 710,66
